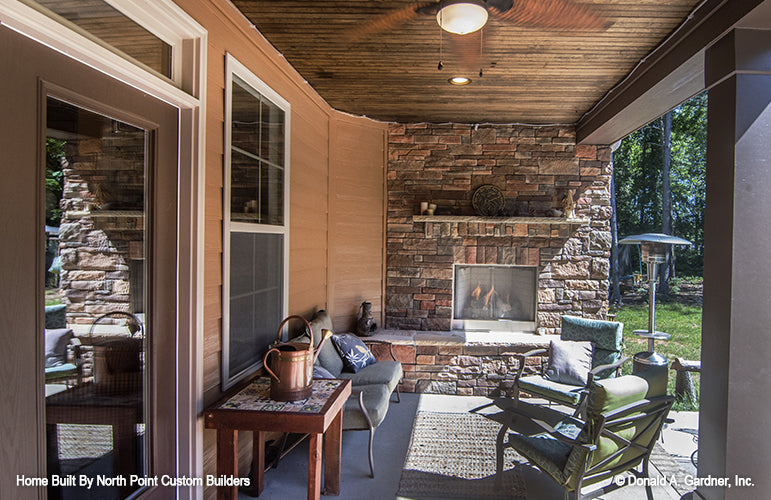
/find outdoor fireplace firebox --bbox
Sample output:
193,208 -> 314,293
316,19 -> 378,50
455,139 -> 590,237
453,264 -> 537,332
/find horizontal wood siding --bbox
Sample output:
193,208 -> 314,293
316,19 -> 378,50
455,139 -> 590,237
328,116 -> 388,332
172,1 -> 386,497
288,106 -> 330,318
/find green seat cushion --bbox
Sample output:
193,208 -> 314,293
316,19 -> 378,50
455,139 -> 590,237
45,362 -> 77,380
343,384 -> 390,430
579,369 -> 669,477
518,375 -> 585,405
507,416 -> 585,485
338,360 -> 403,393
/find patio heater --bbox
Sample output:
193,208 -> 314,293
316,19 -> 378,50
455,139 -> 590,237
618,233 -> 692,374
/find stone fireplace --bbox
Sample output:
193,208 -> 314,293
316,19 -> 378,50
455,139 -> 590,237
452,264 -> 537,332
385,123 -> 613,336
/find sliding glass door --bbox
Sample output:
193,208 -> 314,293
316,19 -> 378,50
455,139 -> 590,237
0,25 -> 179,500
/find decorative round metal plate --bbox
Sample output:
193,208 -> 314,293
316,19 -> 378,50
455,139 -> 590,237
472,184 -> 505,216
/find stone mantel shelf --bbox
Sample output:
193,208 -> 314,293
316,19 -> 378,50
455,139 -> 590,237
367,329 -> 551,348
413,215 -> 589,225
70,210 -> 144,218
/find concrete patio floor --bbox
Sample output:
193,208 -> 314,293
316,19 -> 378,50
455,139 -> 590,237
239,393 -> 699,500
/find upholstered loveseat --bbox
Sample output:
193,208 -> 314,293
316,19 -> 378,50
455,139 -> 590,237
298,310 -> 403,477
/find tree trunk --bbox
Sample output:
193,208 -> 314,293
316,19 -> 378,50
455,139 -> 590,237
660,111 -> 674,294
610,144 -> 622,306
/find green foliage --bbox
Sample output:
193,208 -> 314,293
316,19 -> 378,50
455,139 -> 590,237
613,303 -> 702,410
46,138 -> 66,226
613,92 -> 707,276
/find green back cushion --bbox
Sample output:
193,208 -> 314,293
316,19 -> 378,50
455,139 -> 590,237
580,369 -> 667,475
45,304 -> 67,329
588,368 -> 666,418
561,315 -> 623,375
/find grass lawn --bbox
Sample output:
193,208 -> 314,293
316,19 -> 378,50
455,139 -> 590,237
45,289 -> 62,305
612,302 -> 702,410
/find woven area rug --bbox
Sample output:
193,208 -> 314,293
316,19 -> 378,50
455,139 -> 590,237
397,411 -> 527,500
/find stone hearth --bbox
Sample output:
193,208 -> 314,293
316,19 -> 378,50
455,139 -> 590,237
386,123 -> 612,335
369,330 -> 550,396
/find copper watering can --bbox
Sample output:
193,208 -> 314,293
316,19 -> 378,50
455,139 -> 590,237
262,315 -> 332,401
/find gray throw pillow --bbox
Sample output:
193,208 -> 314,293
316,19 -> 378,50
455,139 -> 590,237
45,328 -> 74,368
312,364 -> 336,379
544,339 -> 594,386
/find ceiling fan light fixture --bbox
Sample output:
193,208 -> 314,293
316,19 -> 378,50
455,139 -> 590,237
437,0 -> 488,35
449,76 -> 472,85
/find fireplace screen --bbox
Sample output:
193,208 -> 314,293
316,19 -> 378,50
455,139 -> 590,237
454,265 -> 537,322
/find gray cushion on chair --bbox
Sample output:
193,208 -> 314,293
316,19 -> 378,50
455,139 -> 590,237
544,339 -> 594,386
308,310 -> 344,377
343,385 -> 390,429
45,328 -> 73,368
338,360 -> 403,393
313,365 -> 335,379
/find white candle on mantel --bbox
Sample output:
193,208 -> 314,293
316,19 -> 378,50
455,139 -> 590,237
420,202 -> 428,214
429,203 -> 437,211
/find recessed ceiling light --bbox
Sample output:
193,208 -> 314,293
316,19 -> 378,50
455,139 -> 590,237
449,76 -> 471,86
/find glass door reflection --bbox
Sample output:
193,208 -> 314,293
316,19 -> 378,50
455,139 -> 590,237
44,97 -> 148,500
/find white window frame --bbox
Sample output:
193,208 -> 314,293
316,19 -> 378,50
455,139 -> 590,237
1,0 -> 204,100
222,53 -> 290,390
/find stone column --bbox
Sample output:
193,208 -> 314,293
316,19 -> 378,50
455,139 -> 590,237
699,28 -> 771,499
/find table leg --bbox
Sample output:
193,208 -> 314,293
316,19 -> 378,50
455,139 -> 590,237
46,423 -> 61,500
250,431 -> 266,496
217,429 -> 238,500
307,433 -> 323,500
323,410 -> 343,495
113,416 -> 138,499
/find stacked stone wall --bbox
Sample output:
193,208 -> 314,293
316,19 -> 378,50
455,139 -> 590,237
369,335 -> 547,396
386,123 -> 613,334
57,125 -> 146,326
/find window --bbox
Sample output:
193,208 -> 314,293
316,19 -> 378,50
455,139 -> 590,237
222,54 -> 290,390
34,0 -> 173,78
14,0 -> 205,96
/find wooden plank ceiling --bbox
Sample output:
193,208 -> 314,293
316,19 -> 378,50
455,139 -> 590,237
232,0 -> 701,124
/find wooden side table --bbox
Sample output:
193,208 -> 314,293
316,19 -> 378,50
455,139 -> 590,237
205,378 -> 352,500
45,382 -> 143,499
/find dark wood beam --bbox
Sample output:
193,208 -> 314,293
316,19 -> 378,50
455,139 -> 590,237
576,0 -> 766,145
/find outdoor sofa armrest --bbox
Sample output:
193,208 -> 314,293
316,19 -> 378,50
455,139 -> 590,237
362,339 -> 398,361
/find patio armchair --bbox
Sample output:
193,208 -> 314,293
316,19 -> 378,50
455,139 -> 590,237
513,315 -> 625,416
497,368 -> 674,500
44,304 -> 83,387
45,330 -> 83,387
